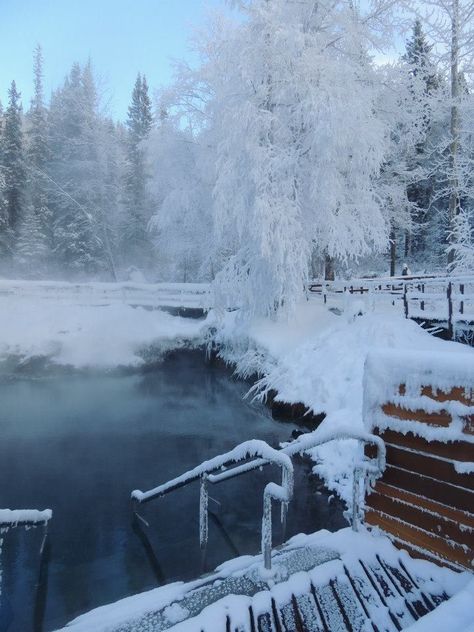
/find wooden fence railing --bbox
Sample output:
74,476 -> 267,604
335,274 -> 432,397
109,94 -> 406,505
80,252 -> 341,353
307,274 -> 474,339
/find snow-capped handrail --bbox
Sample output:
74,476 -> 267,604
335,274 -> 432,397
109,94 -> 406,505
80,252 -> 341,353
132,439 -> 294,572
208,428 -> 385,533
209,428 -> 385,486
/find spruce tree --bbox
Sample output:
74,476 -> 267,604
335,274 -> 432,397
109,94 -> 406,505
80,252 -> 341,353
48,63 -> 105,274
403,21 -> 440,263
122,73 -> 154,267
3,81 -> 25,244
0,99 -> 9,257
17,44 -> 52,270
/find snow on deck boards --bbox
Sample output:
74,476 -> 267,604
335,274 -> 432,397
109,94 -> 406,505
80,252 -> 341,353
0,279 -> 212,310
55,529 -> 470,632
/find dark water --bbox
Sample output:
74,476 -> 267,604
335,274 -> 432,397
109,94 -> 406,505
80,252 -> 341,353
0,352 -> 346,632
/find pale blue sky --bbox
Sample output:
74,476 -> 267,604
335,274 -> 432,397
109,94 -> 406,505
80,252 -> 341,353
0,0 -> 227,120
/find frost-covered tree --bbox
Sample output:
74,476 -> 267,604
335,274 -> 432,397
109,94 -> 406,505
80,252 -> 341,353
122,73 -> 154,268
47,62 -> 106,275
2,81 -> 25,244
16,44 -> 52,271
405,0 -> 474,269
447,207 -> 474,272
403,20 -> 440,260
148,112 -> 214,282
172,0 -> 393,315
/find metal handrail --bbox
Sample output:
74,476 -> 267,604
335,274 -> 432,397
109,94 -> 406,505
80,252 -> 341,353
132,439 -> 294,572
131,429 -> 385,572
206,428 -> 385,533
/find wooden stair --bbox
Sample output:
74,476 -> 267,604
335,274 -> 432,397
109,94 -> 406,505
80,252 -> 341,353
98,530 -> 458,632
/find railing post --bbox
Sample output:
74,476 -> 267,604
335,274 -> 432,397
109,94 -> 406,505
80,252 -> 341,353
352,466 -> 362,532
199,474 -> 209,549
281,468 -> 289,541
447,281 -> 454,340
403,284 -> 408,319
460,283 -> 464,316
262,494 -> 272,571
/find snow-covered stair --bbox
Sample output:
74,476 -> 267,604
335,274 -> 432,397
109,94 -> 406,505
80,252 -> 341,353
56,529 -> 469,632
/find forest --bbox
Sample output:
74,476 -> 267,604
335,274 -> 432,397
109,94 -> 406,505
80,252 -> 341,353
0,0 -> 473,317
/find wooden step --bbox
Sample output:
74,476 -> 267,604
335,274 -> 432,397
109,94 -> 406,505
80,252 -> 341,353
291,593 -> 325,632
365,509 -> 473,570
359,558 -> 416,630
343,563 -> 398,632
311,582 -> 350,631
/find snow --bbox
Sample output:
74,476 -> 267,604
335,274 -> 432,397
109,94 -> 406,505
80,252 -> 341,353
132,439 -> 293,502
54,527 -> 471,632
404,578 -> 474,632
364,348 -> 474,443
215,295 -> 473,502
0,292 -> 209,369
0,509 -> 52,524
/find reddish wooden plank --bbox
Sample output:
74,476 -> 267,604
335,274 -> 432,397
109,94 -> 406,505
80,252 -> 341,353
381,404 -> 451,427
384,444 -> 474,491
383,466 -> 474,513
365,491 -> 474,548
373,429 -> 474,462
463,415 -> 474,436
371,481 -> 474,529
421,386 -> 472,406
365,509 -> 473,570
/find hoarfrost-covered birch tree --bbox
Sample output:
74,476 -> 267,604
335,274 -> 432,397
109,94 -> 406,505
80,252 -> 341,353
183,0 -> 397,316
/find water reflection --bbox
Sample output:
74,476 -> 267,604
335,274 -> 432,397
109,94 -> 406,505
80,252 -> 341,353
0,352 -> 346,631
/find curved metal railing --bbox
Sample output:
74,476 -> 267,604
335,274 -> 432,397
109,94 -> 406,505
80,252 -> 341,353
132,439 -> 294,571
131,429 -> 385,571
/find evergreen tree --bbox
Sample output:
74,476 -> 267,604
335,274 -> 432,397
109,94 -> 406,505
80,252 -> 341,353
0,99 -> 9,258
3,81 -> 25,244
48,63 -> 105,274
122,73 -> 154,267
403,20 -> 440,263
17,44 -> 52,270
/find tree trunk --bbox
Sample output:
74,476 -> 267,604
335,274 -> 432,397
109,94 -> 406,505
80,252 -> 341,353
390,227 -> 396,277
448,0 -> 460,270
404,230 -> 411,258
324,254 -> 335,281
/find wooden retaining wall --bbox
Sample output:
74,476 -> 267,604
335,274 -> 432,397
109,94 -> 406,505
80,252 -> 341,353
364,354 -> 474,572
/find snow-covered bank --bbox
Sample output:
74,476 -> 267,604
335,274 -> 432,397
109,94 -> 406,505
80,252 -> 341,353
218,298 -> 470,417
214,297 -> 474,501
0,297 -> 209,370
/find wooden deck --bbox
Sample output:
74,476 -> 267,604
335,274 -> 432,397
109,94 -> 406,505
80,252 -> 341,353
58,529 -> 465,632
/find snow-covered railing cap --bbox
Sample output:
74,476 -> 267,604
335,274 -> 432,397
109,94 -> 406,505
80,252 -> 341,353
0,508 -> 52,526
